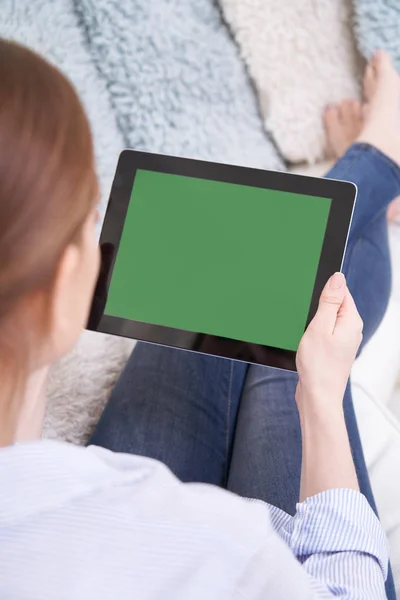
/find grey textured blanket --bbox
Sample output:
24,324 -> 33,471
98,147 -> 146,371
73,0 -> 282,170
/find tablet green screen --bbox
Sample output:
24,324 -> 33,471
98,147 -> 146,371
105,169 -> 331,351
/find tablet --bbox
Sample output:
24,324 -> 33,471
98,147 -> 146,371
87,150 -> 357,371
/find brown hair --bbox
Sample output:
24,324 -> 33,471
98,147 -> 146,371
0,39 -> 98,442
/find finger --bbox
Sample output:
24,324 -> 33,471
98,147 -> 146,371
334,285 -> 363,337
312,272 -> 346,334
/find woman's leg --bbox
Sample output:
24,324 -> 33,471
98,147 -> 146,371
342,145 -> 393,342
90,150 -> 397,493
90,141 -> 397,497
89,344 -> 248,485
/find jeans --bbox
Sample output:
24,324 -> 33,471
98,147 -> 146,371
90,143 -> 400,600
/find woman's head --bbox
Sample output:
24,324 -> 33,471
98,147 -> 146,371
0,40 -> 100,437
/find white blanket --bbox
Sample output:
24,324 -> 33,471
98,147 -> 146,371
219,0 -> 363,163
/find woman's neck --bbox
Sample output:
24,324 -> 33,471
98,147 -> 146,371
14,366 -> 48,443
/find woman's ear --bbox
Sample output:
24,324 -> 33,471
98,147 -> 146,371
47,243 -> 83,360
46,215 -> 100,363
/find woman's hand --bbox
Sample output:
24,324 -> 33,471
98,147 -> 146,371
296,272 -> 363,410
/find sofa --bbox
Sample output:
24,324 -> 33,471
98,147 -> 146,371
2,0 -> 400,594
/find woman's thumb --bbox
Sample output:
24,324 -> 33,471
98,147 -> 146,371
313,272 -> 346,333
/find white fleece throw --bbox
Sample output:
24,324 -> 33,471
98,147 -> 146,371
219,0 -> 364,163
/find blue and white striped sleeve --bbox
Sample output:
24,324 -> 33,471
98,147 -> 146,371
268,489 -> 389,599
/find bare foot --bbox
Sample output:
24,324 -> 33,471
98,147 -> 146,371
388,198 -> 400,222
324,100 -> 363,158
357,50 -> 400,167
323,51 -> 400,222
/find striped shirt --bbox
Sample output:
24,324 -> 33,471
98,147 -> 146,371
0,440 -> 388,599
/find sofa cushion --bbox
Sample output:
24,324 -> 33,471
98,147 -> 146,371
352,297 -> 400,597
352,377 -> 400,598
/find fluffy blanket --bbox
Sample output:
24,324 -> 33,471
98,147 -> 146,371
73,0 -> 282,170
219,0 -> 364,163
353,0 -> 400,69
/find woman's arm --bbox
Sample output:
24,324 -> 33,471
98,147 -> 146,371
295,272 -> 362,500
298,404 -> 358,501
264,273 -> 388,598
268,487 -> 388,599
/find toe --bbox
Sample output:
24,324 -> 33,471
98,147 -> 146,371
350,100 -> 364,137
362,103 -> 369,120
374,49 -> 399,84
363,61 -> 376,101
354,100 -> 364,131
374,49 -> 392,70
338,99 -> 353,125
323,104 -> 340,131
323,104 -> 343,158
387,197 -> 400,222
368,48 -> 400,105
351,99 -> 363,120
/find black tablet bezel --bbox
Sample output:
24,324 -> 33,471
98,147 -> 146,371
87,150 -> 357,371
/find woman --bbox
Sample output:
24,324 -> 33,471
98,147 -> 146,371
0,39 -> 398,599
